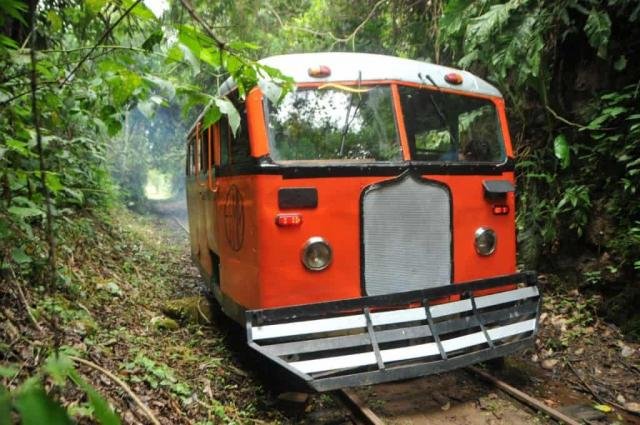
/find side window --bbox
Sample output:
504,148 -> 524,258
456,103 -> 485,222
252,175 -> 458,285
199,125 -> 209,173
193,135 -> 198,174
229,92 -> 251,164
186,140 -> 191,176
219,117 -> 230,166
188,138 -> 197,175
207,126 -> 215,169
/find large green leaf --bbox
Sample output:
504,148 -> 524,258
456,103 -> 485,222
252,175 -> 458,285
165,45 -> 184,64
122,0 -> 156,21
6,139 -> 31,157
258,80 -> 283,104
86,0 -> 107,15
178,25 -> 203,57
44,354 -> 74,386
69,369 -> 121,425
10,247 -> 31,265
584,9 -> 611,59
45,172 -> 63,193
199,47 -> 221,68
554,134 -> 570,169
8,206 -> 44,219
142,30 -> 163,52
0,365 -> 18,379
0,0 -> 27,24
15,387 -> 73,425
203,104 -> 221,128
0,385 -> 11,425
215,97 -> 240,136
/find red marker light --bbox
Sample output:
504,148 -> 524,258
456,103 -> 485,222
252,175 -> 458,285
444,72 -> 463,85
308,65 -> 331,78
276,214 -> 303,227
492,205 -> 510,215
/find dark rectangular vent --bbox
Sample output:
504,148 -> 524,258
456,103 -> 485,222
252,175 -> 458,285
483,180 -> 514,200
278,188 -> 318,209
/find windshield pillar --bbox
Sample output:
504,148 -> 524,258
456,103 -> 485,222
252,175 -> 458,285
390,83 -> 411,161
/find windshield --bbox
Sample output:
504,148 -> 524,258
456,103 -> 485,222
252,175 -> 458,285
398,86 -> 505,162
266,85 -> 402,162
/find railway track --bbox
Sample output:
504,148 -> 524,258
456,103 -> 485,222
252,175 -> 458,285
333,366 -> 582,425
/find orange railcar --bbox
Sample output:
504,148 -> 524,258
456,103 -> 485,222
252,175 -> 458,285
186,53 -> 540,391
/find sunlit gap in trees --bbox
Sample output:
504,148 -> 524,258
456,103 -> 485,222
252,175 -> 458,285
143,0 -> 169,18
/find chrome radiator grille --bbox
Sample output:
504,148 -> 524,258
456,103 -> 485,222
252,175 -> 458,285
362,175 -> 451,296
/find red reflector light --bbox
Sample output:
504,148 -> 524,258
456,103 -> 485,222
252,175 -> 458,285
492,205 -> 510,215
276,214 -> 303,227
308,65 -> 331,78
444,72 -> 463,85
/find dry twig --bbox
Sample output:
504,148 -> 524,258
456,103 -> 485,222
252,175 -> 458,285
12,278 -> 43,332
196,297 -> 210,324
70,356 -> 162,425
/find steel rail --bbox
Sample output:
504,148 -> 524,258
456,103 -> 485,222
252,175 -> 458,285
466,366 -> 581,425
172,216 -> 190,234
335,389 -> 386,425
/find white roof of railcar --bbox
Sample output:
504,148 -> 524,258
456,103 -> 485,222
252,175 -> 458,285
219,52 -> 502,98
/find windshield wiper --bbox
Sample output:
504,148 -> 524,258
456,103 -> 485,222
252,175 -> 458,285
419,72 -> 448,127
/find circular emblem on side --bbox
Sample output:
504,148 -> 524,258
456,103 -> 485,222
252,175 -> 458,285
224,185 -> 244,251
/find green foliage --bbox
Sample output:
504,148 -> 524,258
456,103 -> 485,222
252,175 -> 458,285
124,354 -> 192,399
553,134 -> 570,169
1,353 -> 120,424
584,9 -> 611,59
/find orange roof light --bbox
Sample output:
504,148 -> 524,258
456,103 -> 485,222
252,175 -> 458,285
444,72 -> 463,85
308,65 -> 331,78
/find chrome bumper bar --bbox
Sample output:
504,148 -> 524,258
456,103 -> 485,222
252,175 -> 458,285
246,272 -> 540,392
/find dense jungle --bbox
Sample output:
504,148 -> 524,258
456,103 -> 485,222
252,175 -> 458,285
1,0 -> 639,423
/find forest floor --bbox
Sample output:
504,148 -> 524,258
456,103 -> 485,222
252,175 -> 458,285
1,199 -> 639,424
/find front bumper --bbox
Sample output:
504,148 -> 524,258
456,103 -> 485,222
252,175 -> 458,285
246,272 -> 540,392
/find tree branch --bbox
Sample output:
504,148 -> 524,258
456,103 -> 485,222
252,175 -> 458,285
179,0 -> 225,49
58,0 -> 144,87
70,356 -> 161,425
28,0 -> 57,289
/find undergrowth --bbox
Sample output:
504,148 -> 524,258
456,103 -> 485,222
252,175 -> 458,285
0,207 -> 287,424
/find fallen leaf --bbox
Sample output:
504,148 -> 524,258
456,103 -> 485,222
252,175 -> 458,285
539,312 -> 548,324
542,359 -> 559,370
620,345 -> 634,358
574,347 -> 585,356
625,402 -> 640,413
593,404 -> 613,413
150,316 -> 179,330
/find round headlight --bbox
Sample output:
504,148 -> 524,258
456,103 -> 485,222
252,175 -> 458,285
475,227 -> 497,256
301,237 -> 332,271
